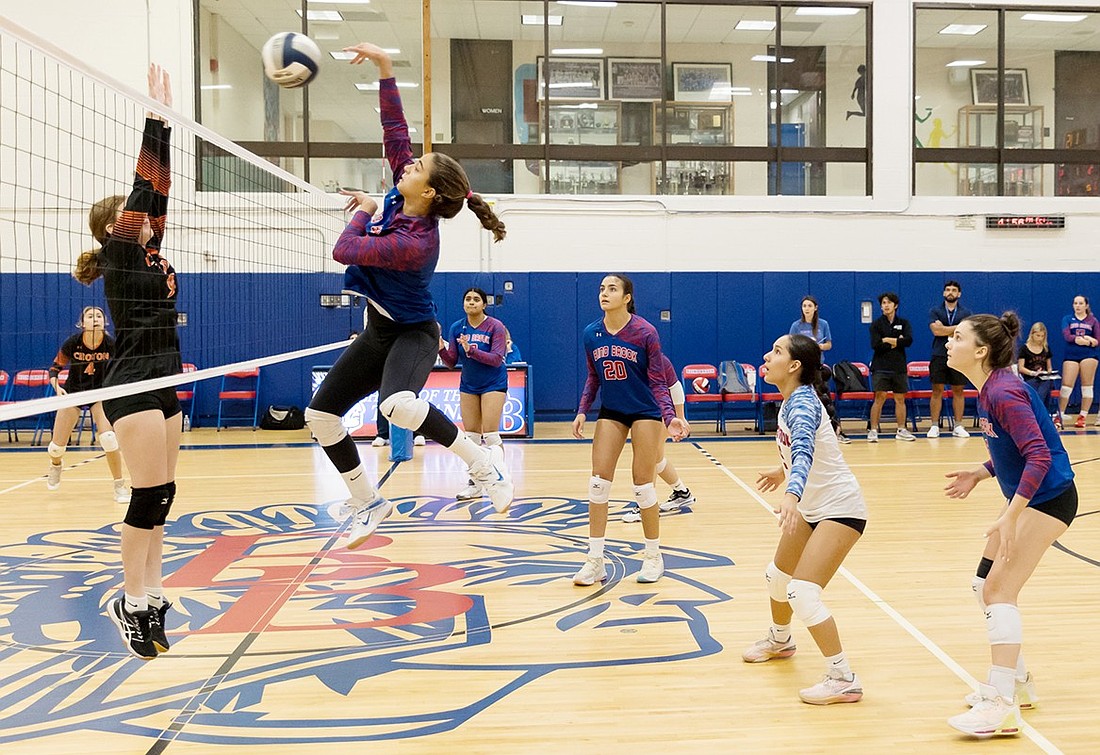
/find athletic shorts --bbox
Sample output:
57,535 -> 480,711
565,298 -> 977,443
872,371 -> 909,394
1030,482 -> 1078,527
929,355 -> 968,387
807,516 -> 867,535
460,386 -> 508,398
103,386 -> 181,425
597,406 -> 662,427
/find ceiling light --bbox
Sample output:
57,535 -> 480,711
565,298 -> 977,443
355,82 -> 419,91
1021,13 -> 1087,23
522,15 -> 563,26
296,10 -> 343,22
551,48 -> 603,55
752,54 -> 794,63
556,2 -> 618,7
200,84 -> 232,90
736,20 -> 776,31
945,59 -> 986,67
794,7 -> 860,16
939,24 -> 987,35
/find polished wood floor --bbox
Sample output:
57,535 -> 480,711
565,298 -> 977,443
0,422 -> 1097,754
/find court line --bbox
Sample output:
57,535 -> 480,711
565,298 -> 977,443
692,441 -> 1064,755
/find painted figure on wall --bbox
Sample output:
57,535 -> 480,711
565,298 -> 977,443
846,65 -> 866,121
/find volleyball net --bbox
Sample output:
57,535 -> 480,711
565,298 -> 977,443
0,17 -> 351,428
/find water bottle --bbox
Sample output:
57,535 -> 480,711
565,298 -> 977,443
182,414 -> 191,432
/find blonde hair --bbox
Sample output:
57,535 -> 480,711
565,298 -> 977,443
1028,322 -> 1048,350
73,195 -> 125,285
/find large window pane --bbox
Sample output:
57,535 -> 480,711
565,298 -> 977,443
916,162 -> 996,196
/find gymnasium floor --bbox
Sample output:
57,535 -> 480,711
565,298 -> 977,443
0,422 -> 1096,754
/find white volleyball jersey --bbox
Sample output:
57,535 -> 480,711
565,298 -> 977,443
776,384 -> 868,523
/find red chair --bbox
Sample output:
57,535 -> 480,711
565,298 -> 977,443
177,363 -> 199,429
7,369 -> 52,444
834,361 -> 876,429
906,360 -> 932,430
217,368 -> 261,430
681,364 -> 724,433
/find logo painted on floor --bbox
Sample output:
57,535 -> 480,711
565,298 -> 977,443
0,497 -> 732,745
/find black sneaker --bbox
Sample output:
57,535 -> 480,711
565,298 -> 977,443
148,600 -> 172,653
659,488 -> 696,512
107,597 -> 157,660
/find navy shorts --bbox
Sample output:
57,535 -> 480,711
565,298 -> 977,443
103,386 -> 181,425
597,406 -> 662,428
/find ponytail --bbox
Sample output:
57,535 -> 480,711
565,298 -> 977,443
425,153 -> 507,242
467,192 -> 507,243
74,249 -> 104,285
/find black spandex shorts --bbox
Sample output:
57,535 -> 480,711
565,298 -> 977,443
597,406 -> 662,427
1030,483 -> 1078,527
103,386 -> 181,425
807,516 -> 867,535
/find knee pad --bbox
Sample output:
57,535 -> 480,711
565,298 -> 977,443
305,407 -> 347,447
157,481 -> 177,526
788,578 -> 831,628
123,484 -> 171,530
1060,385 -> 1074,399
484,432 -> 502,447
588,475 -> 612,505
655,457 -> 668,475
986,603 -> 1023,646
98,430 -> 119,453
633,482 -> 658,509
765,561 -> 793,603
48,441 -> 66,459
1082,386 -> 1094,399
379,390 -> 430,430
971,575 -> 987,612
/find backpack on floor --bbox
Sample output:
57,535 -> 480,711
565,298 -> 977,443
260,405 -> 306,430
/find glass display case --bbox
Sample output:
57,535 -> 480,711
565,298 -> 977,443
541,101 -> 621,193
656,102 -> 734,195
957,105 -> 1044,196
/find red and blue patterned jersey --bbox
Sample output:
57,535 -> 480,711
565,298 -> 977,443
439,315 -> 508,394
1061,313 -> 1100,361
333,78 -> 439,324
660,354 -> 677,389
578,315 -> 674,424
979,368 -> 1073,504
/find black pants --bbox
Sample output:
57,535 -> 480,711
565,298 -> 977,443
309,308 -> 458,472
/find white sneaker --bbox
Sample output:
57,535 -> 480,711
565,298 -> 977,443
799,673 -> 864,705
573,555 -> 607,586
621,506 -> 641,523
948,684 -> 1022,738
470,445 -> 514,514
46,463 -> 62,490
867,429 -> 878,443
413,434 -> 426,446
952,424 -> 971,438
455,479 -> 484,500
965,673 -> 1038,710
637,551 -> 664,583
927,425 -> 941,439
742,634 -> 797,663
371,436 -> 387,447
344,496 -> 394,550
896,428 -> 916,442
660,488 -> 695,512
113,479 -> 130,503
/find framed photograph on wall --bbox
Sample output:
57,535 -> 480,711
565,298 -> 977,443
537,57 -> 605,100
970,68 -> 1030,106
607,57 -> 662,101
672,62 -> 733,103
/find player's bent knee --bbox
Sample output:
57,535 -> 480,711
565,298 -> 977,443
588,475 -> 612,504
766,561 -> 793,603
379,390 -> 430,429
305,408 -> 346,446
634,482 -> 658,509
971,575 -> 987,612
788,578 -> 831,627
655,458 -> 667,475
98,430 -> 119,452
1083,386 -> 1094,399
985,603 -> 1022,645
123,485 -> 171,530
1060,386 -> 1073,399
48,441 -> 66,459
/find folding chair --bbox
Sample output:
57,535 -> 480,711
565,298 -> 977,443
681,364 -> 724,433
217,368 -> 261,430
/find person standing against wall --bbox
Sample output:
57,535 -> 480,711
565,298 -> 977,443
928,280 -> 972,438
1056,295 -> 1100,428
868,292 -> 914,442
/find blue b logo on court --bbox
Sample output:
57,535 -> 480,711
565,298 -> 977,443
0,498 -> 732,747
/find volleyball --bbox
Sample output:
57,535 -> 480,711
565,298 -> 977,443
692,377 -> 710,394
261,32 -> 322,89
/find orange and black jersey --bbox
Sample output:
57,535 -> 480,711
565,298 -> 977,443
49,333 -> 115,393
103,118 -> 182,386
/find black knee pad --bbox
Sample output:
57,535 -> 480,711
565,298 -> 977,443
157,481 -> 177,526
124,485 -> 171,530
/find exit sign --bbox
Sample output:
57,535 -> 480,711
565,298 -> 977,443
986,215 -> 1065,229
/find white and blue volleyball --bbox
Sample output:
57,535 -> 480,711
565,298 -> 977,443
262,32 -> 322,89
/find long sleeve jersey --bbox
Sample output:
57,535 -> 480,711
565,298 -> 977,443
1061,313 -> 1100,361
334,78 -> 440,324
439,315 -> 508,394
578,314 -> 674,425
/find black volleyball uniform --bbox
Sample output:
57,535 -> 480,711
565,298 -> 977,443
50,333 -> 115,398
102,118 -> 183,424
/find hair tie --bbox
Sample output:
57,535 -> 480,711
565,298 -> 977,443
466,190 -> 473,199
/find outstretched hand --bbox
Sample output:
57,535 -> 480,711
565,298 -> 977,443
338,189 -> 378,216
944,469 -> 981,499
147,63 -> 172,120
342,42 -> 393,78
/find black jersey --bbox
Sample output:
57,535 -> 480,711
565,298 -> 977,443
49,333 -> 115,393
102,118 -> 182,386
